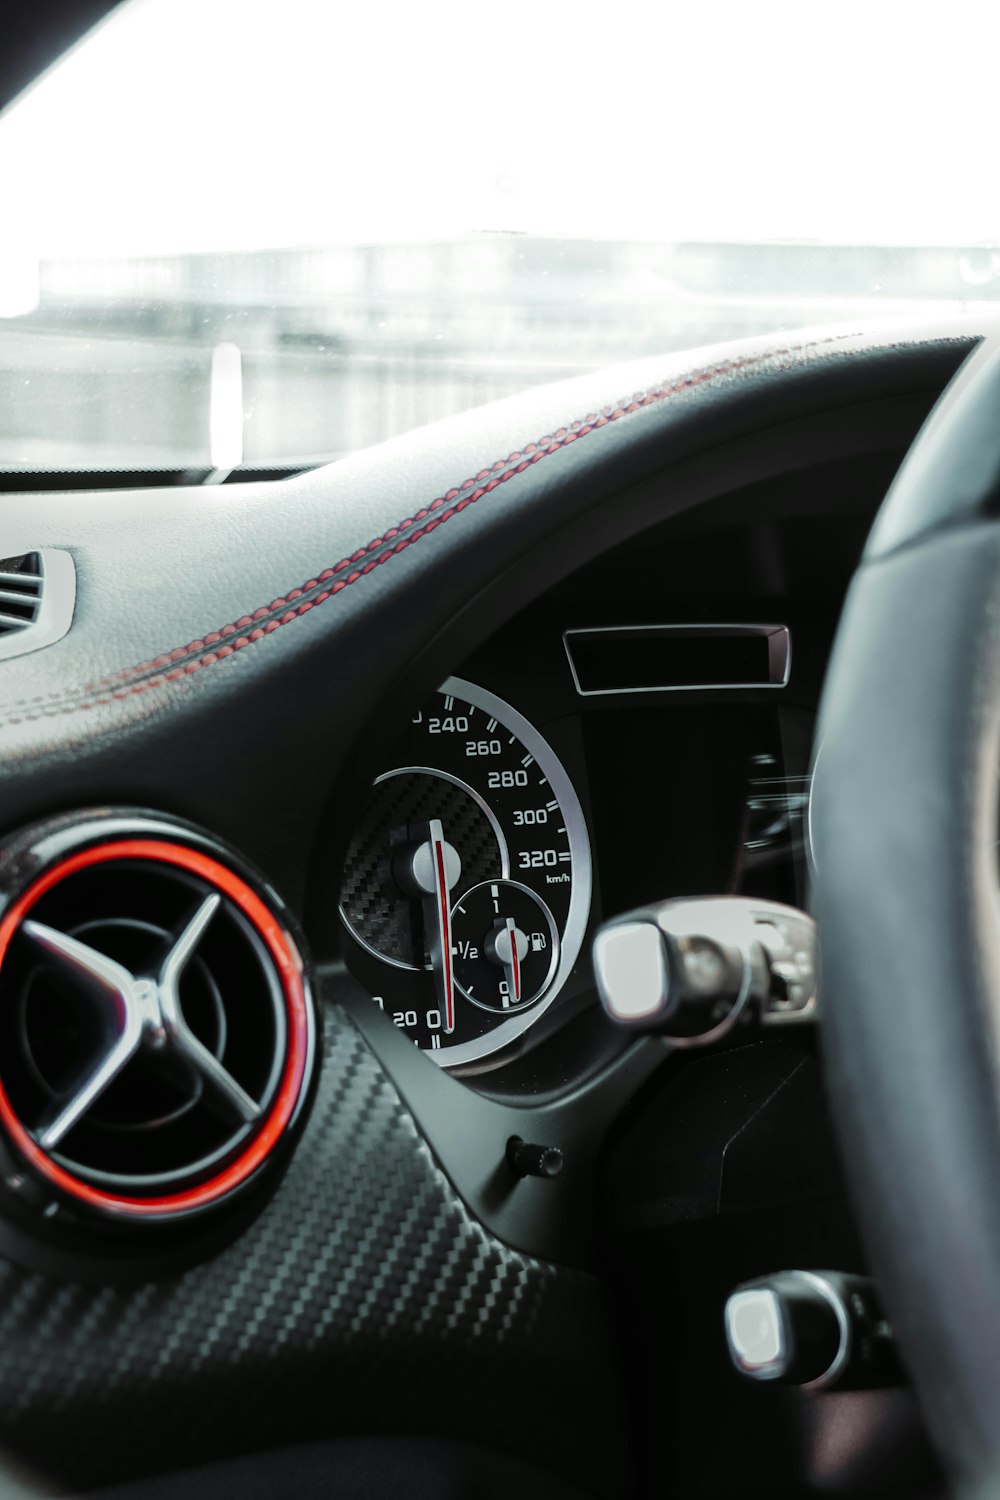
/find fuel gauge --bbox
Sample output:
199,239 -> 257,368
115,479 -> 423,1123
451,880 -> 559,1013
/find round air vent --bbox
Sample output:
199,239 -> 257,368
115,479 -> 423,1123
0,815 -> 317,1223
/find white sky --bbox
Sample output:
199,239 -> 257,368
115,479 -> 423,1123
0,0 -> 997,257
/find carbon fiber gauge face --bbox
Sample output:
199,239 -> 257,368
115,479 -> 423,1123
340,678 -> 592,1069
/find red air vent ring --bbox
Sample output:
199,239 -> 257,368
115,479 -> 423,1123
0,838 -> 313,1219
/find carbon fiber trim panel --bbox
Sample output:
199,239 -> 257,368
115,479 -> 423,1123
0,1009 -> 626,1495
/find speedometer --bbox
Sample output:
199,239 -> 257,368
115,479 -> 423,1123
339,677 -> 592,1069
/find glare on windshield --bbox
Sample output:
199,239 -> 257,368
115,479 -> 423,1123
0,0 -> 996,473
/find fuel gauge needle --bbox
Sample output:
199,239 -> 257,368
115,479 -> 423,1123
504,916 -> 521,1004
488,916 -> 528,1007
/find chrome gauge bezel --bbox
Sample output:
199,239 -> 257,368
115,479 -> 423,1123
431,677 -> 593,1068
453,877 -> 561,1013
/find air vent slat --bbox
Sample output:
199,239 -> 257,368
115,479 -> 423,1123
0,555 -> 39,576
0,550 -> 75,662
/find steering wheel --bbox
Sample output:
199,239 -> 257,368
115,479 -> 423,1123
812,335 -> 1000,1492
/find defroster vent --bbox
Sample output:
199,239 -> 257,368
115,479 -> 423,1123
0,549 -> 75,661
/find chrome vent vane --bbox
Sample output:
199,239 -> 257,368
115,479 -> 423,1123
24,896 -> 265,1154
0,549 -> 75,661
0,816 -> 317,1224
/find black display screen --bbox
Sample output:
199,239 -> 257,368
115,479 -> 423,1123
566,628 -> 785,694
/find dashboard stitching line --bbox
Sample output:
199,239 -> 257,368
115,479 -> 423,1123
5,334 -> 853,725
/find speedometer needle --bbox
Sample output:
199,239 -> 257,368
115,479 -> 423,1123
428,820 -> 457,1034
392,818 -> 462,1035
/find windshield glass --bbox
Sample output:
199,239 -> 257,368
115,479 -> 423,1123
0,0 -> 996,475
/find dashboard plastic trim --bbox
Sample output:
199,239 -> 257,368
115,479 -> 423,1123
563,622 -> 792,696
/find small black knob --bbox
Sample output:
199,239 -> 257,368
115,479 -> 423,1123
506,1137 -> 564,1180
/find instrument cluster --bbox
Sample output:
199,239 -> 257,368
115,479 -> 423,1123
338,678 -> 592,1071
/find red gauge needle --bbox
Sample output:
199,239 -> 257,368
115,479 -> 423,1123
429,822 -> 457,1034
392,818 -> 461,1036
490,916 -> 527,1007
505,917 -> 521,1004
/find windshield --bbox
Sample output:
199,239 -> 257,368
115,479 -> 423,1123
0,0 -> 996,476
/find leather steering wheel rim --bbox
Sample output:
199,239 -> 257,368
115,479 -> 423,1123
812,334 -> 1000,1489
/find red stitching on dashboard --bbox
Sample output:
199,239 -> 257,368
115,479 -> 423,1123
5,336 -> 845,725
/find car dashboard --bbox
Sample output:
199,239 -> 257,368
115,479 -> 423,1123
0,324 -> 974,1500
311,438 -> 905,1101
